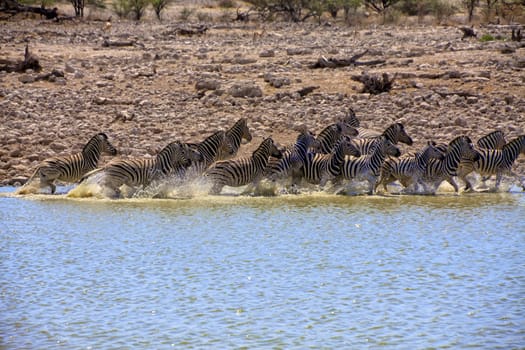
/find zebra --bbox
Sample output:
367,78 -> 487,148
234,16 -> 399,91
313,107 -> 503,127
316,121 -> 358,154
375,141 -> 444,193
457,135 -> 525,191
352,122 -> 413,156
477,130 -> 506,150
205,137 -> 283,195
297,135 -> 361,188
340,107 -> 382,138
217,118 -> 253,160
338,136 -> 401,194
83,141 -> 202,198
421,135 -> 480,193
457,130 -> 507,190
17,132 -> 117,194
265,128 -> 321,183
184,130 -> 233,177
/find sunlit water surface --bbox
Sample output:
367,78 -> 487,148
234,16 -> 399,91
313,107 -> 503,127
1,187 -> 524,349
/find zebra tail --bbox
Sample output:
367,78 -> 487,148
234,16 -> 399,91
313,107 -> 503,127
15,167 -> 41,194
79,167 -> 105,184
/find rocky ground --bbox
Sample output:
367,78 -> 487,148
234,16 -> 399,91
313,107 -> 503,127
0,17 -> 524,187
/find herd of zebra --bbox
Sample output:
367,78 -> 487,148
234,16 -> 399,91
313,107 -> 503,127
16,109 -> 525,198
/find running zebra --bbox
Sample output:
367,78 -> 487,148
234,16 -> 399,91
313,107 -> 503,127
184,130 -> 233,177
217,118 -> 253,160
297,135 -> 361,187
84,141 -> 202,198
457,135 -> 525,191
457,130 -> 507,189
265,128 -> 320,183
338,136 -> 401,194
17,132 -> 117,194
353,122 -> 413,156
477,130 -> 506,150
205,137 -> 283,195
421,135 -> 480,193
341,107 -> 381,138
316,121 -> 358,154
375,141 -> 444,193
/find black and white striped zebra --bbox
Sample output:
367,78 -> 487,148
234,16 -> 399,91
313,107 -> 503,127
421,135 -> 480,193
298,135 -> 361,187
217,118 -> 253,160
85,141 -> 202,198
341,107 -> 382,138
457,130 -> 507,190
375,141 -> 444,193
316,121 -> 358,154
185,130 -> 233,177
205,137 -> 283,195
477,130 -> 506,150
17,132 -> 117,194
338,136 -> 401,194
265,128 -> 320,183
353,122 -> 413,156
457,135 -> 525,191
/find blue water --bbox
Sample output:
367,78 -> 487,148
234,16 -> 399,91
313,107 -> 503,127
1,188 -> 524,349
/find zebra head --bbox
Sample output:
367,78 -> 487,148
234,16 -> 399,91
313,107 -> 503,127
423,141 -> 445,161
84,132 -> 118,156
336,121 -> 359,137
257,137 -> 283,159
383,123 -> 413,146
342,107 -> 360,127
372,136 -> 401,157
338,135 -> 361,157
235,118 -> 252,143
449,135 -> 480,162
182,143 -> 204,164
297,129 -> 322,153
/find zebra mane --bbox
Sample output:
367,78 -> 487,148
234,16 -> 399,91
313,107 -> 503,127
343,108 -> 360,127
82,133 -> 107,153
157,141 -> 183,158
449,135 -> 472,147
503,135 -> 525,153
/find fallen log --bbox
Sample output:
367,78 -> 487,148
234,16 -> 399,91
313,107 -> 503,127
102,38 -> 135,47
310,50 -> 386,69
0,44 -> 41,73
297,86 -> 319,97
177,25 -> 208,36
0,0 -> 58,19
351,72 -> 396,94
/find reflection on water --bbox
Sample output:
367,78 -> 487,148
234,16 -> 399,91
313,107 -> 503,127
1,188 -> 524,349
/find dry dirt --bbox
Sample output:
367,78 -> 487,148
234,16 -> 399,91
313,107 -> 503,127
0,18 -> 524,186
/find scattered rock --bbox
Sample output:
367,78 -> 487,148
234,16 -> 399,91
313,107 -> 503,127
228,82 -> 263,98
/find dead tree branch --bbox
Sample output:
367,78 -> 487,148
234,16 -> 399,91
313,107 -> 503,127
0,44 -> 41,73
310,50 -> 386,69
351,72 -> 396,94
0,0 -> 58,19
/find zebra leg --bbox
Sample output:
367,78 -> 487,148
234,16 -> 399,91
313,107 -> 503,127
209,182 -> 224,195
495,172 -> 503,190
446,177 -> 459,193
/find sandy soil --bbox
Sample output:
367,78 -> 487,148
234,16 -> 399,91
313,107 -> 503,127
0,17 -> 524,186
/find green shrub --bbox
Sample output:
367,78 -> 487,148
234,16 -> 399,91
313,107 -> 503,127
112,0 -> 132,18
179,7 -> 195,21
480,33 -> 495,42
217,0 -> 236,8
